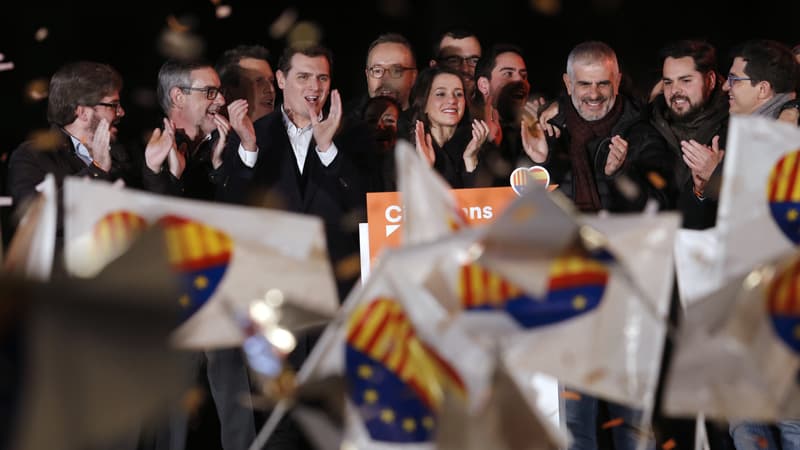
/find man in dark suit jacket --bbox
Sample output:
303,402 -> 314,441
8,61 -> 135,235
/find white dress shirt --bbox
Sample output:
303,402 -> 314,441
68,135 -> 93,166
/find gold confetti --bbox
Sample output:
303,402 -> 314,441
27,129 -> 62,151
583,368 -> 607,384
287,21 -> 322,49
335,253 -> 361,280
166,15 -> 190,33
34,27 -> 49,42
25,78 -> 49,101
181,385 -> 206,415
647,171 -> 667,189
561,390 -> 581,401
269,8 -> 298,39
209,0 -> 221,4
531,0 -> 561,14
215,5 -> 232,19
158,29 -> 205,61
661,438 -> 676,450
757,436 -> 769,449
601,417 -> 624,429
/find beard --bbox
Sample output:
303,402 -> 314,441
666,94 -> 708,123
89,114 -> 119,143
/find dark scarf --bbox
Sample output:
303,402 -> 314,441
563,97 -> 624,212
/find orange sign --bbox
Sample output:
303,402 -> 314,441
365,187 -> 517,265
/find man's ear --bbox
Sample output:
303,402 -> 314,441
756,80 -> 774,100
276,70 -> 287,90
705,70 -> 717,91
477,76 -> 490,97
169,86 -> 184,109
562,73 -> 573,96
74,105 -> 92,124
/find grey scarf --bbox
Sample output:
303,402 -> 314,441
754,92 -> 796,119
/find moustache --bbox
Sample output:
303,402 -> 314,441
669,95 -> 690,104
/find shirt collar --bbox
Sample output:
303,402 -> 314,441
280,105 -> 321,134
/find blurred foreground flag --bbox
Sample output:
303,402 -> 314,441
715,116 -> 800,282
426,196 -> 681,407
62,177 -> 338,349
2,174 -> 57,280
664,251 -> 800,421
396,140 -> 466,245
295,254 -> 493,449
6,227 -> 191,450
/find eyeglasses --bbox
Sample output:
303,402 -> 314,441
180,86 -> 221,100
94,102 -> 123,114
438,55 -> 480,68
726,74 -> 753,88
367,65 -> 417,79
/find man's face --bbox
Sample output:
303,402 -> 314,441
722,56 -> 766,115
365,42 -> 417,109
563,59 -> 621,121
436,36 -> 481,94
277,53 -> 331,123
88,89 -> 124,142
237,57 -> 276,121
424,73 -> 466,128
662,56 -> 714,120
480,51 -> 529,112
182,67 -> 225,136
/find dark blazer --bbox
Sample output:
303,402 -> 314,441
219,110 -> 377,300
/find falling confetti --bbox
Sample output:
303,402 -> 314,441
287,21 -> 321,49
334,253 -> 361,280
560,390 -> 581,401
166,15 -> 190,33
613,174 -> 640,202
531,0 -> 561,15
215,5 -> 232,19
158,29 -> 205,61
647,171 -> 667,190
25,78 -> 49,101
0,53 -> 13,72
27,129 -> 63,152
34,27 -> 49,42
601,417 -> 624,429
661,438 -> 676,450
181,385 -> 206,416
209,0 -> 221,4
269,8 -> 298,39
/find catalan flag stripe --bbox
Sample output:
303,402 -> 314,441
776,153 -> 798,201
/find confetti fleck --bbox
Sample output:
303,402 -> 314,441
34,27 -> 48,42
27,129 -> 62,151
181,385 -> 206,415
613,174 -> 640,201
209,0 -> 221,4
335,253 -> 361,280
269,8 -> 298,39
647,171 -> 667,189
661,438 -> 676,450
166,15 -> 190,33
0,62 -> 14,72
756,436 -> 769,449
287,21 -> 322,49
531,0 -> 561,14
561,390 -> 581,401
158,29 -> 205,61
601,417 -> 624,429
215,5 -> 232,19
583,368 -> 606,384
25,78 -> 49,101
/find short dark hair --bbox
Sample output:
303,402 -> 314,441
432,29 -> 479,59
734,39 -> 798,94
365,33 -> 416,68
215,44 -> 270,92
277,44 -> 333,75
156,59 -> 213,114
362,95 -> 401,124
474,43 -> 525,81
46,61 -> 123,127
659,40 -> 717,75
408,65 -> 465,132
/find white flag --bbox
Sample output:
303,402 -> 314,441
62,177 -> 338,349
3,174 -> 57,280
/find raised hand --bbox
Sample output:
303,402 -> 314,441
168,142 -> 187,179
211,113 -> 232,169
537,101 -> 561,138
144,118 -> 176,174
414,120 -> 435,166
88,118 -> 112,171
464,119 -> 490,172
520,105 -> 549,163
309,89 -> 342,151
227,99 -> 255,151
682,135 -> 724,194
604,135 -> 628,176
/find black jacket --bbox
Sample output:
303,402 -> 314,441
141,129 -> 223,200
544,95 -> 677,212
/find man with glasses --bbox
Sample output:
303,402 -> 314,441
144,59 -> 261,450
8,60 -> 136,216
722,39 -> 800,450
429,29 -> 482,107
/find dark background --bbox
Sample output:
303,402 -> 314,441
1,0 -> 799,165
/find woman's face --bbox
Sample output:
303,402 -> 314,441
367,103 -> 400,152
424,73 -> 465,128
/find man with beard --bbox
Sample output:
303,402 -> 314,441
472,43 -> 533,186
429,29 -> 482,112
8,61 -> 136,231
216,45 -> 277,123
650,40 -> 729,230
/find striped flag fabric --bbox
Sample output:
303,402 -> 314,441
62,177 -> 338,349
510,165 -> 550,196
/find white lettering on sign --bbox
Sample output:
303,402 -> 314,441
462,206 -> 494,220
385,205 -> 402,223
